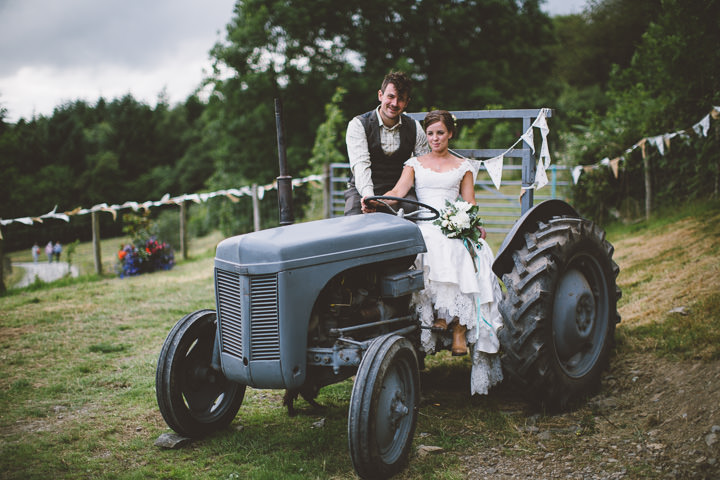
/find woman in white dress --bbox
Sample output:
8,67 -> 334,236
363,109 -> 503,395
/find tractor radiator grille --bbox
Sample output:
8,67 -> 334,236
249,274 -> 280,360
216,269 -> 243,359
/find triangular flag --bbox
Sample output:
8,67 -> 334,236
693,114 -> 710,137
532,111 -> 549,136
467,158 -> 483,181
533,159 -> 549,190
648,135 -> 665,155
483,155 -> 504,190
609,158 -> 621,178
572,165 -> 583,184
520,128 -> 535,153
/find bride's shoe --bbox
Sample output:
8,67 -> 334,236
451,322 -> 468,356
432,318 -> 448,331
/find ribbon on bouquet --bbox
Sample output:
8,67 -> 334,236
463,238 -> 479,273
476,298 -> 495,339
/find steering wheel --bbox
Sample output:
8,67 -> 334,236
364,196 -> 440,222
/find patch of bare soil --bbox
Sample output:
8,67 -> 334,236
462,353 -> 720,479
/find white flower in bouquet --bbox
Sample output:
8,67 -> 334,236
451,211 -> 471,230
455,201 -> 472,213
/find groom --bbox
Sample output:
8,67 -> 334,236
344,71 -> 429,215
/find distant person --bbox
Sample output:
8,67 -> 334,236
344,71 -> 429,215
45,241 -> 54,263
31,243 -> 40,263
53,241 -> 62,262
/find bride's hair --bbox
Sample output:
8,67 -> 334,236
423,110 -> 456,137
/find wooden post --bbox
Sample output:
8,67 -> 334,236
0,233 -> 6,294
179,201 -> 188,260
323,163 -> 331,219
92,211 -> 102,275
252,184 -> 261,232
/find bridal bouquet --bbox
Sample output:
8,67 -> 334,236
434,200 -> 484,270
434,200 -> 484,244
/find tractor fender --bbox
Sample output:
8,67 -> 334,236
492,199 -> 580,278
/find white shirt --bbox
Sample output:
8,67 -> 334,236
346,107 -> 429,198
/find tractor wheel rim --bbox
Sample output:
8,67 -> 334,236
552,254 -> 609,378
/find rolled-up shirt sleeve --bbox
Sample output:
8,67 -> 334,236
346,117 -> 375,198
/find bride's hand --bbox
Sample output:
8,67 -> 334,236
477,225 -> 487,240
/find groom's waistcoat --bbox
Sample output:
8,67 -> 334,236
350,110 -> 417,188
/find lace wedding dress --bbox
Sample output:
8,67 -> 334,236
405,157 -> 504,395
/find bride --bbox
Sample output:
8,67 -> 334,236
362,109 -> 504,395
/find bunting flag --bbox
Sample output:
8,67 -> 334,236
534,159 -> 549,190
484,155 -> 504,190
532,110 -> 552,169
520,129 -> 535,154
572,106 -> 720,184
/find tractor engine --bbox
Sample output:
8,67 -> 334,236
307,258 -> 421,348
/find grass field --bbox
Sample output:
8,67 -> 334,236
1,201 -> 719,479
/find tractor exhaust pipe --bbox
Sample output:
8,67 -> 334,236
275,98 -> 294,225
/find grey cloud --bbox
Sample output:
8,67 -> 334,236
0,0 -> 232,76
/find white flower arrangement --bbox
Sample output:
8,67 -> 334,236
433,200 -> 484,245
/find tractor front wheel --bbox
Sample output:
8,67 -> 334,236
156,309 -> 245,437
498,217 -> 621,410
348,334 -> 420,479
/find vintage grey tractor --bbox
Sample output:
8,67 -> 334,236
155,107 -> 620,479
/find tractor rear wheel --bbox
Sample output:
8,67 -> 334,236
498,217 -> 621,410
156,309 -> 245,437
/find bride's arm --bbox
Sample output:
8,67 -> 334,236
460,171 -> 476,205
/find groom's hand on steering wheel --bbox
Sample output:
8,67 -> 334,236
361,196 -> 377,213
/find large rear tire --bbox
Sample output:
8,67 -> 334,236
348,334 -> 420,479
498,217 -> 621,410
156,309 -> 245,437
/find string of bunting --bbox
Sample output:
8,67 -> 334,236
572,106 -> 720,184
0,174 -> 324,239
455,107 -> 553,191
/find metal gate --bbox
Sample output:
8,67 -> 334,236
328,109 -> 570,235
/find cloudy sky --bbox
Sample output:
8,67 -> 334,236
0,0 -> 587,123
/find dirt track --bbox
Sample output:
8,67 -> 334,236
12,262 -> 78,287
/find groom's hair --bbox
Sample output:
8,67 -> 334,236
381,71 -> 412,100
423,110 -> 456,137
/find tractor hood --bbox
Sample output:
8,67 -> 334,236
215,213 -> 426,274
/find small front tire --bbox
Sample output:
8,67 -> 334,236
156,309 -> 245,437
348,334 -> 420,479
